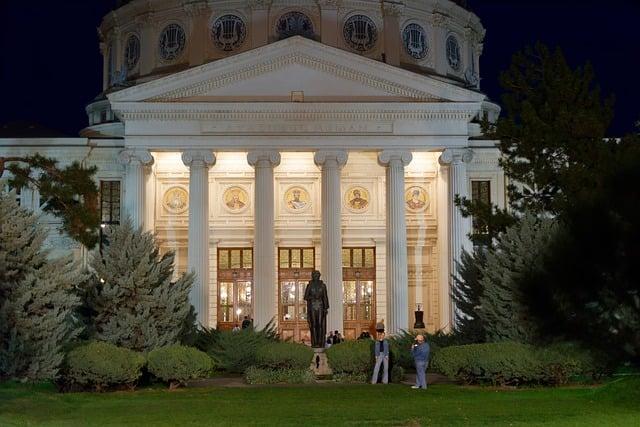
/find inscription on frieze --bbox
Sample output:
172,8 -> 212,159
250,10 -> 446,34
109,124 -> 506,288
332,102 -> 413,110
201,121 -> 393,135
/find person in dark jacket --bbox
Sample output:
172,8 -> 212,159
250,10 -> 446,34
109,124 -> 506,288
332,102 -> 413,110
411,334 -> 430,389
241,316 -> 251,329
371,331 -> 390,384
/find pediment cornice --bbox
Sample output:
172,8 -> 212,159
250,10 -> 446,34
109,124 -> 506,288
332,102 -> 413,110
108,36 -> 486,104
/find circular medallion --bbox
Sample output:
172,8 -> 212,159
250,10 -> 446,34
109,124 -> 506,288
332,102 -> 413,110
159,23 -> 186,61
343,15 -> 378,52
212,15 -> 247,51
446,34 -> 461,71
163,187 -> 189,214
276,11 -> 315,40
344,186 -> 370,213
405,186 -> 429,213
124,34 -> 140,72
402,23 -> 428,60
222,186 -> 250,213
284,186 -> 311,213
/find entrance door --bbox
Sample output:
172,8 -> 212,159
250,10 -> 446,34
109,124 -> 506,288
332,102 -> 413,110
342,247 -> 376,339
278,247 -> 315,343
217,248 -> 253,330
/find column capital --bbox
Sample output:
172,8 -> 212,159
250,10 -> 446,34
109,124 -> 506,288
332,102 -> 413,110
182,150 -> 216,168
248,0 -> 272,10
438,148 -> 474,166
247,150 -> 281,167
118,149 -> 154,166
318,0 -> 341,9
182,0 -> 209,16
383,1 -> 405,17
377,150 -> 412,167
431,11 -> 450,29
314,150 -> 348,167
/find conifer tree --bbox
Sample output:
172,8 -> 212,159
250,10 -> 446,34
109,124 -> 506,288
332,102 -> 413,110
86,221 -> 194,352
479,214 -> 557,343
451,248 -> 487,342
0,192 -> 82,381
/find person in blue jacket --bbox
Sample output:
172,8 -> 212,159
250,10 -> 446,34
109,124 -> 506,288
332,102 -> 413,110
411,334 -> 430,389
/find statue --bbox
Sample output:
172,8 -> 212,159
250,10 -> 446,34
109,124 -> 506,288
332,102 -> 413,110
304,270 -> 329,348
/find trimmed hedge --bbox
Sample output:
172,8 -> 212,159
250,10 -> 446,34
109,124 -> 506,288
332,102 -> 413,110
431,342 -> 599,386
147,345 -> 214,388
326,340 -> 373,375
244,367 -> 315,385
255,342 -> 313,370
65,341 -> 145,391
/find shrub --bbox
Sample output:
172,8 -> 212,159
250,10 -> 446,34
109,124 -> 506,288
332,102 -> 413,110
244,367 -> 315,385
431,341 -> 602,386
256,342 -> 313,370
389,330 -> 464,370
207,322 -> 278,373
391,365 -> 405,383
147,345 -> 214,389
332,372 -> 369,383
65,342 -> 145,391
326,340 -> 372,375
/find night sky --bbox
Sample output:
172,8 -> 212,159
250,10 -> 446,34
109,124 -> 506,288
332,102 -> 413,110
0,0 -> 638,136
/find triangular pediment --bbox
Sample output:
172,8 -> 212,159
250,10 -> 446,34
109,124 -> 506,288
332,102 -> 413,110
108,36 -> 486,104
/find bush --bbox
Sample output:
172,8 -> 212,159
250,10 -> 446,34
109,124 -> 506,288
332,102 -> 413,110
431,342 -> 603,386
256,342 -> 313,370
331,372 -> 369,383
389,330 -> 466,370
207,322 -> 278,373
326,340 -> 372,375
147,345 -> 214,388
64,342 -> 145,391
244,367 -> 315,385
391,365 -> 405,383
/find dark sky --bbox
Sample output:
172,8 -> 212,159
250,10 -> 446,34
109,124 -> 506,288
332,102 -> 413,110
0,0 -> 638,136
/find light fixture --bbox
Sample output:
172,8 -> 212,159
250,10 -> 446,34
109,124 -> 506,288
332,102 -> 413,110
355,270 -> 361,279
293,270 -> 300,279
100,224 -> 106,229
236,308 -> 242,315
232,271 -> 238,279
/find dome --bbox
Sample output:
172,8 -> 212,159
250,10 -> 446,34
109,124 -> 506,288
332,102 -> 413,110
87,0 -> 485,134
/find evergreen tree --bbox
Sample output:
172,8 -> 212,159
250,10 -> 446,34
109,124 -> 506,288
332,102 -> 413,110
479,213 -> 557,343
0,192 -> 82,381
85,221 -> 194,352
451,248 -> 487,342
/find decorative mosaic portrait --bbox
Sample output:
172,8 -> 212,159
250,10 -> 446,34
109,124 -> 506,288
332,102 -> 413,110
223,186 -> 249,213
284,186 -> 311,213
163,186 -> 189,214
344,186 -> 370,213
404,186 -> 429,213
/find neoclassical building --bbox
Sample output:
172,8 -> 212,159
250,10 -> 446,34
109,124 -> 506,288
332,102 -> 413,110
0,0 -> 503,339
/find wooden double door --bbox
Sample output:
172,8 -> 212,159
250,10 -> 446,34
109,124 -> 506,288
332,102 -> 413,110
278,247 -> 315,343
217,248 -> 253,330
342,247 -> 376,339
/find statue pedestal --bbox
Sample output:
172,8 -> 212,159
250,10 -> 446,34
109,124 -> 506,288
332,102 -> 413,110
310,348 -> 332,377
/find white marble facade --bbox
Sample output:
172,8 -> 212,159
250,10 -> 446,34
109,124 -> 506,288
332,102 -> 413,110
0,0 -> 505,336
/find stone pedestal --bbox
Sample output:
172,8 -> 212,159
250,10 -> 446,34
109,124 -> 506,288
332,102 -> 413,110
311,348 -> 332,377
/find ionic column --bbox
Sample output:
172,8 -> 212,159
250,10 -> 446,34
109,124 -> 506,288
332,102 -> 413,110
314,150 -> 348,334
248,150 -> 281,329
118,149 -> 154,230
378,150 -> 413,335
182,150 -> 216,327
439,148 -> 474,326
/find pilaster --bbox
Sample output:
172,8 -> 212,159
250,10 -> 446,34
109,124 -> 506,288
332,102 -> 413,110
314,150 -> 348,334
248,150 -> 281,329
318,0 -> 340,47
182,149 -> 216,326
378,150 -> 412,335
184,1 -> 210,66
249,0 -> 272,48
382,1 -> 404,66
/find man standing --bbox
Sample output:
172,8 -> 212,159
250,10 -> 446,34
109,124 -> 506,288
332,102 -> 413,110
411,334 -> 430,389
371,331 -> 389,384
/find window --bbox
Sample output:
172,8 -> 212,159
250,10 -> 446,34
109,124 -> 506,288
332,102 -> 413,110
276,11 -> 314,40
402,23 -> 428,60
342,247 -> 376,339
471,180 -> 491,235
217,248 -> 253,328
159,23 -> 186,61
446,35 -> 461,71
343,15 -> 378,52
100,181 -> 121,246
124,34 -> 140,72
211,15 -> 246,51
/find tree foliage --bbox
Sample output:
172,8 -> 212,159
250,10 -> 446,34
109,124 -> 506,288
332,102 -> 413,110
1,154 -> 100,248
451,248 -> 487,342
0,191 -> 83,381
82,220 -> 194,353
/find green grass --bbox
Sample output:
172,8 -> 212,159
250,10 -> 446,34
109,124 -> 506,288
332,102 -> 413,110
1,377 -> 639,426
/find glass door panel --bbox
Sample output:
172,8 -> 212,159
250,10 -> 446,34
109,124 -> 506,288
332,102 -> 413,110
360,280 -> 374,320
219,282 -> 234,323
281,281 -> 297,321
237,281 -> 252,321
297,281 -> 308,321
343,280 -> 357,321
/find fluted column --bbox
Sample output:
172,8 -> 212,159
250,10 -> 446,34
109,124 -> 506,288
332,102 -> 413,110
314,150 -> 348,334
118,149 -> 154,230
182,150 -> 216,327
248,150 -> 281,329
439,148 -> 474,326
378,150 -> 412,335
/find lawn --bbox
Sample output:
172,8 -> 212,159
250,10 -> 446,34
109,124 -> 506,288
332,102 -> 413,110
1,377 -> 638,426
